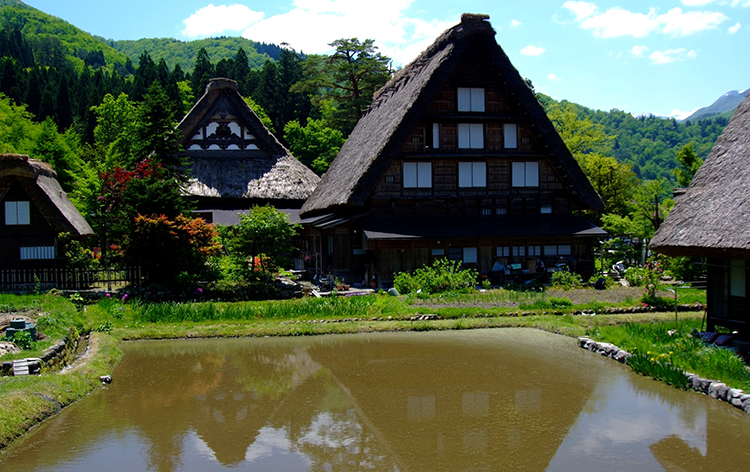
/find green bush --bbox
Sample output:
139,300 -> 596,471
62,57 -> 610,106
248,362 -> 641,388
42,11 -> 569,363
393,259 -> 478,295
550,271 -> 583,290
9,331 -> 33,350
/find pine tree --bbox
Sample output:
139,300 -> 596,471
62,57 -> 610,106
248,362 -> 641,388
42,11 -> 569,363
191,48 -> 214,98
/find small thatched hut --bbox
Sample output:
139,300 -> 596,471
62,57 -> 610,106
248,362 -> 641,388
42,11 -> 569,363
177,78 -> 320,225
0,154 -> 93,269
299,14 -> 604,286
652,92 -> 750,334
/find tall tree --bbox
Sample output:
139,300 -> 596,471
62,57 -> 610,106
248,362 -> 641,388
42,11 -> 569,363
132,82 -> 184,174
191,48 -> 214,98
293,38 -> 391,135
673,142 -> 703,187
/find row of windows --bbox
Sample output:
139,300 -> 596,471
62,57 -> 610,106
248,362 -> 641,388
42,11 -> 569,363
426,122 -> 518,150
430,245 -> 572,264
403,161 -> 539,189
5,201 -> 30,225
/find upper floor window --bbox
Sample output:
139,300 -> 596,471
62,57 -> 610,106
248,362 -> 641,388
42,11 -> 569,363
512,161 -> 539,187
5,201 -> 30,225
504,123 -> 518,148
403,162 -> 432,188
458,123 -> 484,149
458,162 -> 487,188
457,87 -> 485,112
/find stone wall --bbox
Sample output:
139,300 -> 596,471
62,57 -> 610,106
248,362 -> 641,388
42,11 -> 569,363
577,336 -> 750,414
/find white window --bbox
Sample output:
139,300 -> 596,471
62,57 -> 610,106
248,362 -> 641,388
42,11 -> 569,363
497,246 -> 510,257
504,123 -> 518,148
541,205 -> 552,214
558,245 -> 572,255
512,246 -> 525,257
458,162 -> 487,187
432,123 -> 440,149
20,246 -> 55,260
457,87 -> 485,112
528,245 -> 541,256
403,162 -> 432,188
496,208 -> 507,215
432,248 -> 445,256
544,245 -> 558,256
512,162 -> 539,187
463,247 -> 478,264
458,123 -> 484,149
5,201 -> 30,225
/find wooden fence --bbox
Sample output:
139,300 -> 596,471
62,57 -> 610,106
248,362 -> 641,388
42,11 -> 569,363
0,267 -> 141,292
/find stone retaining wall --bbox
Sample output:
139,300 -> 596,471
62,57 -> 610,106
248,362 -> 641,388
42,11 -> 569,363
577,336 -> 750,414
1,336 -> 76,376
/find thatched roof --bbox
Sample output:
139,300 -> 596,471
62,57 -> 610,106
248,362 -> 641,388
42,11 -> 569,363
652,92 -> 750,259
178,78 -> 319,201
0,154 -> 93,237
300,14 -> 602,217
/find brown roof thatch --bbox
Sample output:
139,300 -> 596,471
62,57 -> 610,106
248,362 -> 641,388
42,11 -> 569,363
178,78 -> 319,201
300,14 -> 602,217
652,92 -> 750,259
0,154 -> 93,237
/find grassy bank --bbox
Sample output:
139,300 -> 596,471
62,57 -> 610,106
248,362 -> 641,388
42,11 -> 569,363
0,332 -> 121,449
1,285 -> 743,451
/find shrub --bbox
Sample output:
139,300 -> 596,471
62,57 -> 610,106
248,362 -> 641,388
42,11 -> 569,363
393,259 -> 478,295
10,331 -> 33,350
550,270 -> 582,290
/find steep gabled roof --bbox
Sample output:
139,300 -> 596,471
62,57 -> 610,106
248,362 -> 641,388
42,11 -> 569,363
177,78 -> 320,201
300,14 -> 602,217
651,92 -> 750,259
0,154 -> 93,238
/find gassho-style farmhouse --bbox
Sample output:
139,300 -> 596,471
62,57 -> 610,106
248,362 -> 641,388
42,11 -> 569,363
2,13 -> 619,288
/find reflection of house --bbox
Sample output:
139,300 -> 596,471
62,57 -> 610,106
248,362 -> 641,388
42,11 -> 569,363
177,78 -> 320,226
652,92 -> 750,335
0,154 -> 93,269
299,14 -> 604,286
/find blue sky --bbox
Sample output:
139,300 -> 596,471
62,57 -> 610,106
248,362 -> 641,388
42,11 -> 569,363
23,0 -> 749,118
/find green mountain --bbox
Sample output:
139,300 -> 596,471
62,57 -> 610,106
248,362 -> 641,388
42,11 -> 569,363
683,88 -> 749,122
0,0 -> 129,72
104,37 -> 282,73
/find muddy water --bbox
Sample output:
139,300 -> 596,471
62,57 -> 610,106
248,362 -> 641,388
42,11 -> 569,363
2,329 -> 750,471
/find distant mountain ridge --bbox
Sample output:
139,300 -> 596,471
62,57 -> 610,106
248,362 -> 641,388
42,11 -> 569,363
683,88 -> 749,122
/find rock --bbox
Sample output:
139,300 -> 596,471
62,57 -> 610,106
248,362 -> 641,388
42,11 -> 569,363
387,288 -> 399,297
708,382 -> 728,400
100,375 -> 112,384
613,350 -> 631,363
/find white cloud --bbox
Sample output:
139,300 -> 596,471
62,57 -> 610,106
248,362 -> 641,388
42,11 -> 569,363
649,48 -> 697,64
562,1 -> 598,21
731,0 -> 750,7
669,108 -> 698,120
182,4 -> 264,38
511,19 -> 522,27
631,45 -> 649,57
660,8 -> 727,35
562,3 -> 728,38
231,0 -> 454,66
548,73 -> 558,80
520,45 -> 546,56
729,22 -> 742,33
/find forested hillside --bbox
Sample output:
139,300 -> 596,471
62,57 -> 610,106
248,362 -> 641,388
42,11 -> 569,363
106,37 -> 284,73
539,95 -> 727,184
0,0 -> 129,74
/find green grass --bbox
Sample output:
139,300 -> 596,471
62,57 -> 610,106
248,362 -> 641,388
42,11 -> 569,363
593,319 -> 750,390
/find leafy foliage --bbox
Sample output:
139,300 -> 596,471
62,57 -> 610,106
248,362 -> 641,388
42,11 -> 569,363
550,270 -> 583,290
284,117 -> 345,174
393,259 -> 478,295
226,205 -> 300,278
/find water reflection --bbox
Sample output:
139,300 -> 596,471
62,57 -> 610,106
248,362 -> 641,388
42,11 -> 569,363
2,329 -> 750,471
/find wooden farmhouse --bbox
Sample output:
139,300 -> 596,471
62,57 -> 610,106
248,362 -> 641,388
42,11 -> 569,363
652,92 -> 750,335
0,154 -> 93,269
299,14 -> 605,287
177,78 -> 320,226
